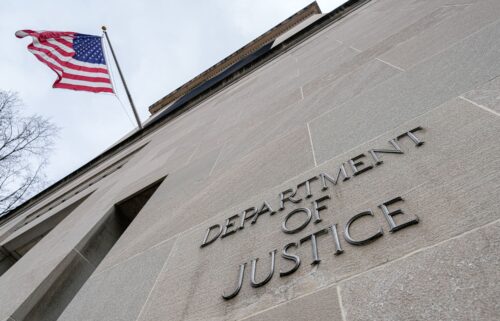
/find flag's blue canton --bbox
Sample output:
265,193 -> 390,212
72,34 -> 106,64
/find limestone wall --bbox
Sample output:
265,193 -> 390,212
1,0 -> 499,320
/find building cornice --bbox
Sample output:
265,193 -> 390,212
0,0 -> 370,225
148,2 -> 322,115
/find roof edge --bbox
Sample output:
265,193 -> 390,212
148,2 -> 321,115
0,0 -> 370,225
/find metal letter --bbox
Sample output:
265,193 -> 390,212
344,210 -> 384,245
222,263 -> 246,300
282,207 -> 312,234
320,164 -> 350,191
368,139 -> 404,165
250,250 -> 276,288
279,188 -> 302,211
312,195 -> 330,223
297,176 -> 318,199
348,154 -> 373,176
251,201 -> 276,225
397,126 -> 424,146
221,214 -> 240,238
329,224 -> 344,255
378,196 -> 418,232
201,224 -> 222,248
239,207 -> 257,229
280,242 -> 301,277
300,228 -> 328,265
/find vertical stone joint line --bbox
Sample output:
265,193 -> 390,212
306,122 -> 318,167
208,142 -> 226,177
135,238 -> 179,321
337,285 -> 347,321
300,86 -> 304,100
186,143 -> 200,166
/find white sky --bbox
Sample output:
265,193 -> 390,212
0,0 -> 347,185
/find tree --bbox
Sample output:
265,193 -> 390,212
0,90 -> 58,217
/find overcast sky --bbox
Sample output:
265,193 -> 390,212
0,0 -> 346,185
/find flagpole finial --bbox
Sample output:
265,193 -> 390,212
101,26 -> 107,31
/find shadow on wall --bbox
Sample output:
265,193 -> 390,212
20,177 -> 165,321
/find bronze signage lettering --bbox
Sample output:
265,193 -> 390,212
198,126 -> 426,300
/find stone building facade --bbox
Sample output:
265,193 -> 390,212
1,0 -> 499,320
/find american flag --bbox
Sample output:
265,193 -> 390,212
15,30 -> 114,93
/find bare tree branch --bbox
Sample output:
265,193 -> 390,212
0,90 -> 59,217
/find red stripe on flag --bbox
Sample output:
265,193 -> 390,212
16,30 -> 75,40
15,29 -> 36,38
39,40 -> 73,57
54,83 -> 114,93
62,72 -> 111,84
55,38 -> 73,48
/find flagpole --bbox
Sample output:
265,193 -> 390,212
101,26 -> 142,129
